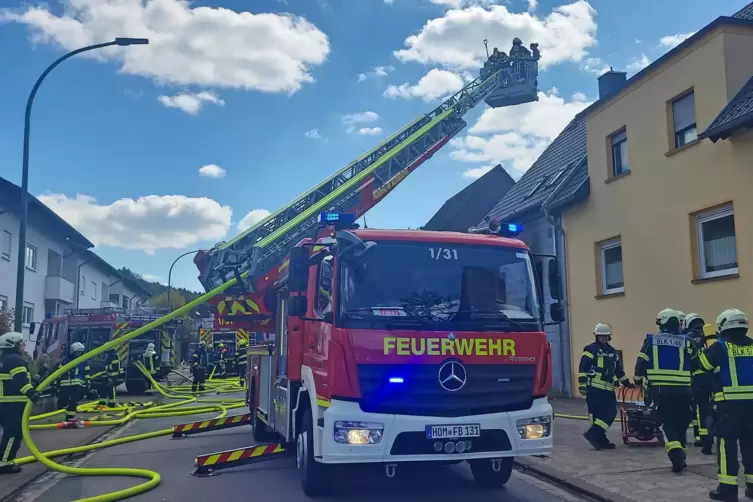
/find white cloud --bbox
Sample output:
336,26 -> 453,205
1,0 -> 330,94
581,57 -> 610,75
357,127 -> 382,136
141,274 -> 162,282
384,68 -> 465,101
237,209 -> 272,232
342,111 -> 380,134
527,0 -> 538,12
384,0 -> 394,5
393,1 -> 597,70
659,32 -> 696,50
626,53 -> 651,74
358,65 -> 395,82
430,0 -> 496,8
451,90 -> 591,178
38,193 -> 232,253
158,91 -> 224,115
198,164 -> 226,178
305,128 -> 325,140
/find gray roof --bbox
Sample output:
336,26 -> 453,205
733,2 -> 753,20
543,156 -> 590,211
699,74 -> 753,142
483,114 -> 587,222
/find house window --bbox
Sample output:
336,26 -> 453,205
610,130 -> 628,176
91,281 -> 97,300
80,276 -> 86,296
545,167 -> 567,188
22,303 -> 34,325
697,205 -> 738,279
25,244 -> 37,271
0,296 -> 7,310
2,230 -> 10,260
672,91 -> 697,148
600,239 -> 624,294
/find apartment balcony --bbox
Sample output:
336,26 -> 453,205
45,275 -> 75,303
100,301 -> 120,309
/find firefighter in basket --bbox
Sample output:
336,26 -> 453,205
686,313 -> 715,455
699,309 -> 753,501
578,323 -> 634,450
634,308 -> 699,473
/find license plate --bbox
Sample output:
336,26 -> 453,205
425,424 -> 481,439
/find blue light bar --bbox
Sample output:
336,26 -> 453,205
507,223 -> 523,233
388,377 -> 404,384
319,212 -> 356,225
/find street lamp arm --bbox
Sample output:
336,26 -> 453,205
167,250 -> 201,312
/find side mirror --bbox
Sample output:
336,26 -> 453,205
549,302 -> 565,323
288,247 -> 310,292
28,322 -> 38,343
288,295 -> 307,317
548,260 -> 562,301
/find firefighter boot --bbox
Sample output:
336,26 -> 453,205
668,448 -> 687,473
709,484 -> 738,501
0,464 -> 22,475
583,429 -> 603,450
701,437 -> 714,456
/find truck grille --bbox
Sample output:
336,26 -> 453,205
356,363 -> 536,418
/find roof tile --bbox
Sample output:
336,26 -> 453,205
700,74 -> 753,142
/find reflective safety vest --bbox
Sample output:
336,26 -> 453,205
60,359 -> 91,388
641,333 -> 695,387
704,340 -> 753,402
236,346 -> 247,366
0,353 -> 35,403
578,342 -> 627,391
142,353 -> 158,374
107,352 -> 122,378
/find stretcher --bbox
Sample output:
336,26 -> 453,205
618,386 -> 664,446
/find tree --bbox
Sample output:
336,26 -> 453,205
0,307 -> 13,335
149,290 -> 187,309
175,316 -> 194,342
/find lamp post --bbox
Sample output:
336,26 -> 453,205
13,38 -> 149,332
167,250 -> 200,312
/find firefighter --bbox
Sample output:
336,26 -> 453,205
686,313 -> 715,455
217,343 -> 228,378
141,343 -> 159,394
634,308 -> 698,472
0,332 -> 39,475
700,309 -> 753,501
191,341 -> 208,393
103,349 -> 122,408
56,342 -> 90,422
236,339 -> 248,386
578,323 -> 634,450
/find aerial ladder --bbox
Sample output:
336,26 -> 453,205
194,40 -> 541,333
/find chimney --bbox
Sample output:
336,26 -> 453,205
597,67 -> 627,100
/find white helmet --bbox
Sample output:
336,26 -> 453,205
198,340 -> 206,348
70,342 -> 85,353
146,343 -> 155,351
656,308 -> 679,326
676,310 -> 686,325
716,308 -> 749,333
684,313 -> 704,331
593,323 -> 613,337
0,332 -> 25,350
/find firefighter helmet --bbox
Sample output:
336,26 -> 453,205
146,343 -> 155,351
684,313 -> 704,331
238,339 -> 248,347
0,332 -> 24,350
198,340 -> 206,348
593,323 -> 612,338
676,310 -> 686,325
716,308 -> 749,333
656,308 -> 679,326
218,343 -> 225,348
71,342 -> 85,353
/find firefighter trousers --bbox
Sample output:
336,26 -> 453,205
586,387 -> 617,444
693,389 -> 714,447
715,407 -> 753,489
654,390 -> 692,465
237,362 -> 247,386
0,403 -> 25,469
58,386 -> 85,420
192,367 -> 206,392
105,379 -> 118,407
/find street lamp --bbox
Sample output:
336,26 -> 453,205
168,250 -> 200,312
13,38 -> 149,332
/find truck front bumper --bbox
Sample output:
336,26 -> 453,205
318,397 -> 553,464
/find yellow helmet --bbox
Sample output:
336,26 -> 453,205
238,339 -> 248,347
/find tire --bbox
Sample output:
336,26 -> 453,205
469,457 -> 514,488
125,379 -> 147,395
297,408 -> 331,497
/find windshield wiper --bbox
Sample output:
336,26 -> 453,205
344,308 -> 431,330
442,309 -> 528,331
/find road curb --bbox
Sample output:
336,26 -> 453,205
514,459 -> 634,502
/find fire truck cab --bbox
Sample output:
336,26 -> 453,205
247,213 -> 564,496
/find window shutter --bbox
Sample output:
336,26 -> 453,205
673,93 -> 696,132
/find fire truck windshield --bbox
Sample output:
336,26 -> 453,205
338,240 -> 541,331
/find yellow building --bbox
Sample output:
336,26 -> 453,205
559,5 -> 753,390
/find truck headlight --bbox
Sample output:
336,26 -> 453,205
333,421 -> 383,445
516,416 -> 551,439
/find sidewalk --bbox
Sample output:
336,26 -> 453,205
517,397 -> 729,502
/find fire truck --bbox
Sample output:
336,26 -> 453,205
33,307 -> 179,394
191,40 -> 562,494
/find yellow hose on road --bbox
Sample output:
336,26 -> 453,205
21,274 -> 249,502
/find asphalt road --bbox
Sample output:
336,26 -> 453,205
16,396 -> 585,502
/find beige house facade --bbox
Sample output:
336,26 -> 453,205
560,12 -> 753,388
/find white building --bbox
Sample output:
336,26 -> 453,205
0,176 -> 149,350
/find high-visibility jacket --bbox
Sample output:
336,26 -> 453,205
235,346 -> 247,367
92,351 -> 122,381
192,350 -> 208,370
59,357 -> 90,388
700,336 -> 753,403
578,341 -> 628,391
0,352 -> 36,403
142,352 -> 159,374
635,332 -> 698,388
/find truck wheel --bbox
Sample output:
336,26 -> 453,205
297,408 -> 330,497
469,457 -> 513,488
125,380 -> 147,395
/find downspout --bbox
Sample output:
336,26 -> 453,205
76,260 -> 91,309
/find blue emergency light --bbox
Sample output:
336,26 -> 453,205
319,212 -> 356,225
388,377 -> 404,384
499,222 -> 523,237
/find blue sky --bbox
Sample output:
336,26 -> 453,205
0,0 -> 747,293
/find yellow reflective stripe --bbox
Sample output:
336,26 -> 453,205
665,440 -> 682,453
745,474 -> 753,483
587,379 -> 614,391
679,344 -> 685,374
9,366 -> 27,377
700,352 -> 714,371
728,346 -> 739,388
581,352 -> 593,359
20,384 -> 32,394
202,454 -> 222,466
0,396 -> 28,402
594,419 -> 609,431
637,352 -> 649,361
652,343 -> 659,369
719,438 -> 734,484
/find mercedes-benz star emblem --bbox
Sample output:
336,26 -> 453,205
438,360 -> 467,392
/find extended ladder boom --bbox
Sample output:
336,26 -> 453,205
195,47 -> 540,295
